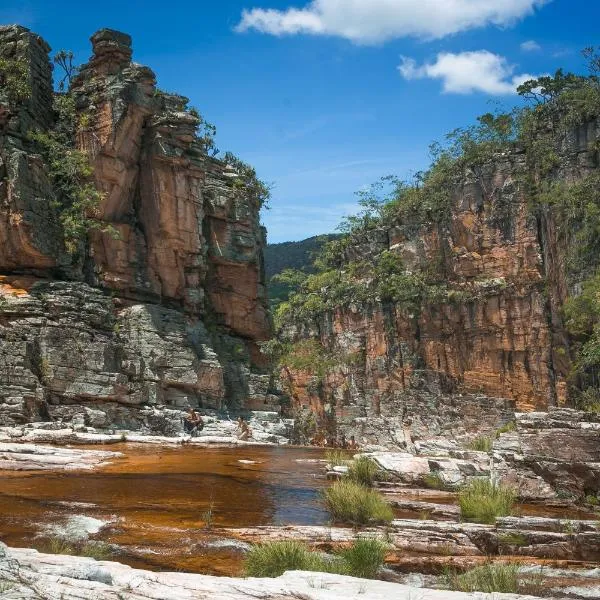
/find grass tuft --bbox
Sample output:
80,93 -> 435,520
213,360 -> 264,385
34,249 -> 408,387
459,479 -> 516,524
446,563 -> 520,594
325,449 -> 352,467
423,471 -> 448,490
39,537 -> 113,561
244,538 -> 387,579
495,421 -> 517,436
466,436 -> 493,452
323,480 -> 394,525
347,456 -> 380,487
338,537 -> 388,579
245,540 -> 323,577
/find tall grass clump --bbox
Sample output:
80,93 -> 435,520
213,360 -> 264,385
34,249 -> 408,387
245,541 -> 323,577
39,537 -> 113,561
466,436 -> 493,452
323,480 -> 393,525
347,456 -> 380,486
459,479 -> 516,524
338,537 -> 388,579
446,563 -> 520,593
244,538 -> 387,579
423,471 -> 448,490
325,449 -> 352,467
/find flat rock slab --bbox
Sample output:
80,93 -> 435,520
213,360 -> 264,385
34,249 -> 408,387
0,427 -> 282,447
0,545 -> 559,600
0,442 -> 121,470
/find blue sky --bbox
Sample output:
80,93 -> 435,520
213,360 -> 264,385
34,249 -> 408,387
1,1 -> 598,242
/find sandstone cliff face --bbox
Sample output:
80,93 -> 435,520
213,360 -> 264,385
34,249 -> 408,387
281,123 -> 600,446
0,26 -> 275,429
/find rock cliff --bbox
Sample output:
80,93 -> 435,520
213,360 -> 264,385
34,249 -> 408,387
276,106 -> 600,446
0,26 -> 276,430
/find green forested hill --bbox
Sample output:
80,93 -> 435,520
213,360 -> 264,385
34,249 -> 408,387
265,234 -> 339,307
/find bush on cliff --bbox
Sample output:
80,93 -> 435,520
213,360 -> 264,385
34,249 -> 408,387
0,55 -> 31,105
323,480 -> 393,525
459,479 -> 516,524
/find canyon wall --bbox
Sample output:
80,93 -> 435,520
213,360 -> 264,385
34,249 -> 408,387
0,26 -> 277,431
280,121 -> 600,446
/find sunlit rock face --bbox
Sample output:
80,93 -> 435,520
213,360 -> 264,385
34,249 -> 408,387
280,122 -> 600,446
0,27 -> 274,427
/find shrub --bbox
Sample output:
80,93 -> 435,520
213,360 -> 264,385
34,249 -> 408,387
446,562 -> 520,594
244,538 -> 387,579
459,480 -> 516,524
323,480 -> 394,525
39,537 -> 113,560
244,540 -> 323,577
338,537 -> 388,579
466,436 -> 493,452
347,456 -> 380,486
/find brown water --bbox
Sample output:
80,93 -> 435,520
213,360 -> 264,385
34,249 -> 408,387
0,445 -> 329,575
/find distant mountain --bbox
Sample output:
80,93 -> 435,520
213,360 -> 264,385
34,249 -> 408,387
265,234 -> 339,308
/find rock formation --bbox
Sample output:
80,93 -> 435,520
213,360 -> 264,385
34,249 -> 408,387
0,26 -> 277,431
278,118 -> 600,446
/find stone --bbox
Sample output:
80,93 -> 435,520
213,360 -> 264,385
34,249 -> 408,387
0,27 -> 276,428
0,545 -> 555,600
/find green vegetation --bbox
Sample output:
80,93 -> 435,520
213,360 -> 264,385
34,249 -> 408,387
466,436 -> 493,452
222,151 -> 271,210
325,448 -> 352,467
444,562 -> 545,595
39,537 -> 113,560
0,55 -> 30,106
337,537 -> 388,579
245,540 -> 323,577
423,471 -> 448,490
29,77 -> 115,254
445,562 -> 520,594
323,480 -> 394,525
495,421 -> 517,436
347,456 -> 380,487
459,479 -> 516,524
498,532 -> 529,547
244,538 -> 387,579
265,235 -> 340,309
266,48 -> 600,407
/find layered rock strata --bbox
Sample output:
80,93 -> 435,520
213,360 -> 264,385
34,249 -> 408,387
282,120 -> 600,444
0,26 -> 276,430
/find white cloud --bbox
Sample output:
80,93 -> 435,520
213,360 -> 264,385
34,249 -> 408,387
236,0 -> 550,44
398,51 -> 537,95
520,39 -> 541,51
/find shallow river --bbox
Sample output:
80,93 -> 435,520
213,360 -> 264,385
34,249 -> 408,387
0,445 -> 328,575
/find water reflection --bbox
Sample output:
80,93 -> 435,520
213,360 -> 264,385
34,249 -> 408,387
0,445 -> 328,574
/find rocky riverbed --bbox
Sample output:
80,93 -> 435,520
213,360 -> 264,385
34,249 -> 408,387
0,408 -> 598,599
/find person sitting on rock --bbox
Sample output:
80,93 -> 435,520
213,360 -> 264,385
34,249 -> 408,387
184,408 -> 204,436
237,416 -> 252,441
347,435 -> 359,450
